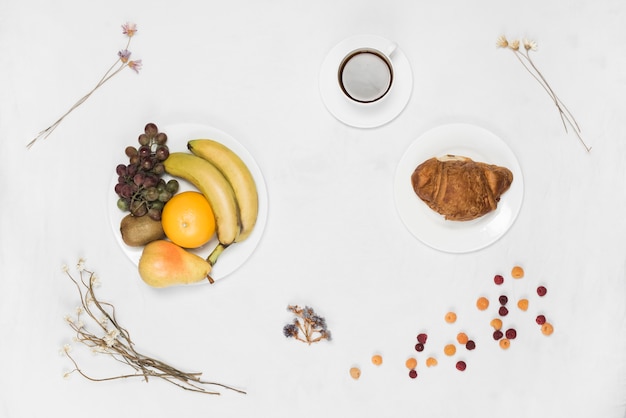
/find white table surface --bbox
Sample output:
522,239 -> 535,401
2,1 -> 626,417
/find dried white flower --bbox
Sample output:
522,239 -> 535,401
59,344 -> 72,355
61,264 -> 69,273
76,258 -> 86,272
510,39 -> 520,51
64,314 -> 75,324
496,35 -> 508,48
523,38 -> 538,51
104,328 -> 120,347
89,273 -> 101,288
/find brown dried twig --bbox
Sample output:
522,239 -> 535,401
60,259 -> 246,395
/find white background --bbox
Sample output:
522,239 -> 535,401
1,1 -> 626,417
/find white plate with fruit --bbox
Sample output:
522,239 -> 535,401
108,122 -> 268,285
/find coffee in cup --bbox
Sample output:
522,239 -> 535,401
338,44 -> 396,103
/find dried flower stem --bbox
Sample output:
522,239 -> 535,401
283,305 -> 331,345
28,23 -> 143,149
61,262 -> 245,395
497,36 -> 591,152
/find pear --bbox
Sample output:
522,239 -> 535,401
138,240 -> 213,288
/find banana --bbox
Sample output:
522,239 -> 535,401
188,139 -> 259,243
163,153 -> 241,250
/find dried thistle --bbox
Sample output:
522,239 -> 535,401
497,35 -> 591,152
283,305 -> 331,345
28,23 -> 143,149
60,259 -> 246,395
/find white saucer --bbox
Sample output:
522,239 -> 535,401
393,123 -> 524,253
319,35 -> 413,128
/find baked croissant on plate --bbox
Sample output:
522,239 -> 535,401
411,155 -> 513,221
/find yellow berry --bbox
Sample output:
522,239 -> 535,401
541,322 -> 554,336
511,266 -> 524,279
499,338 -> 511,349
405,357 -> 417,370
349,367 -> 361,380
426,357 -> 438,367
490,318 -> 503,330
445,311 -> 457,323
444,344 -> 456,356
456,332 -> 469,345
476,297 -> 490,311
371,354 -> 383,366
517,298 -> 529,311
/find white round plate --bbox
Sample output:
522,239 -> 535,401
393,123 -> 524,253
319,34 -> 413,128
108,123 -> 268,282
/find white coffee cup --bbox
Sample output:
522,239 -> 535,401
338,43 -> 397,103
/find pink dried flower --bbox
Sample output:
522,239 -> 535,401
128,60 -> 142,73
122,22 -> 137,37
118,49 -> 131,63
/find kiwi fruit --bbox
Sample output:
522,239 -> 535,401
120,214 -> 166,247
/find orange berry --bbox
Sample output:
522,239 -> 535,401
349,367 -> 361,380
161,191 -> 216,248
444,344 -> 457,356
499,338 -> 511,349
517,298 -> 529,311
426,357 -> 438,367
456,332 -> 469,345
371,354 -> 383,366
490,318 -> 503,330
541,322 -> 554,336
445,311 -> 457,323
476,296 -> 490,311
405,357 -> 417,370
511,266 -> 524,279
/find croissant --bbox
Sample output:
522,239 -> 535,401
411,155 -> 513,221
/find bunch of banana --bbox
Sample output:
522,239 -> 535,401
163,139 -> 259,266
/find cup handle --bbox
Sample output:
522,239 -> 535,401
384,42 -> 398,60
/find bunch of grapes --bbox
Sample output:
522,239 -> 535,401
114,123 -> 179,220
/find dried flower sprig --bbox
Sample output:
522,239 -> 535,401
27,23 -> 143,149
283,305 -> 331,345
60,259 -> 246,395
496,35 -> 591,152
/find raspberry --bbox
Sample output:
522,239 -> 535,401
417,333 -> 428,344
456,361 -> 467,371
465,340 -> 476,350
505,328 -> 517,339
415,343 -> 425,352
493,330 -> 504,340
537,286 -> 547,297
536,315 -> 546,325
499,306 -> 509,317
499,295 -> 508,305
494,274 -> 504,285
409,369 -> 418,379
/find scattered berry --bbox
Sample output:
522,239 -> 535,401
498,306 -> 509,317
541,322 -> 554,336
511,266 -> 524,279
426,357 -> 438,367
371,354 -> 383,366
536,315 -> 546,325
349,367 -> 361,380
499,295 -> 508,305
465,340 -> 476,350
456,361 -> 467,371
517,298 -> 529,311
456,332 -> 469,345
405,357 -> 417,370
414,343 -> 425,352
490,318 -> 503,330
499,338 -> 511,349
476,297 -> 490,310
445,312 -> 457,323
537,286 -> 547,297
409,369 -> 418,379
494,274 -> 504,285
505,328 -> 517,339
444,344 -> 457,356
493,330 -> 504,340
416,333 -> 428,344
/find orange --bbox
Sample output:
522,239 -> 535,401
161,191 -> 216,248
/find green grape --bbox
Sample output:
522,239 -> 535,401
165,179 -> 179,194
144,123 -> 158,138
158,191 -> 172,202
155,132 -> 167,145
144,187 -> 159,202
138,133 -> 150,146
117,198 -> 129,211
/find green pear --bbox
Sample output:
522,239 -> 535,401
138,240 -> 213,288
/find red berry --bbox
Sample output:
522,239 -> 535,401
536,315 -> 546,325
493,330 -> 504,340
499,306 -> 509,316
465,340 -> 476,350
505,328 -> 517,339
499,295 -> 508,305
537,286 -> 547,297
415,343 -> 425,352
417,333 -> 428,344
456,361 -> 467,371
494,274 -> 504,285
409,369 -> 418,379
